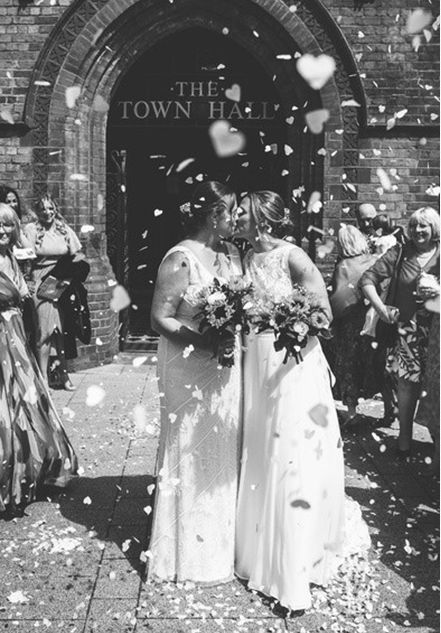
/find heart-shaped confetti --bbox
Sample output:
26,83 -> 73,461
308,403 -> 329,427
306,191 -> 322,214
65,86 -> 81,109
406,8 -> 433,34
110,285 -> 131,312
296,54 -> 336,90
0,109 -> 15,124
209,120 -> 245,157
93,95 -> 109,113
305,109 -> 330,134
85,385 -> 106,407
225,84 -> 241,102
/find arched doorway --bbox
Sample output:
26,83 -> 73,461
107,27 -> 321,347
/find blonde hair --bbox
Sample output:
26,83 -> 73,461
0,202 -> 20,247
408,206 -> 440,242
338,224 -> 370,257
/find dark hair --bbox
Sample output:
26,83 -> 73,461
0,185 -> 21,219
181,181 -> 236,235
372,214 -> 393,236
242,190 -> 294,238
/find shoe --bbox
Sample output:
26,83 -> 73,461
63,380 -> 76,391
379,411 -> 396,427
395,447 -> 411,461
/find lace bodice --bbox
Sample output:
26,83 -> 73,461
244,243 -> 295,304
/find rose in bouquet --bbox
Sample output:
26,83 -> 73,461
252,284 -> 331,364
193,276 -> 253,367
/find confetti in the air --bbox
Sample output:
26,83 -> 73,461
305,109 -> 330,134
209,120 -> 246,157
65,86 -> 81,109
225,84 -> 241,102
110,284 -> 131,312
85,385 -> 106,407
406,8 -> 433,34
296,54 -> 336,90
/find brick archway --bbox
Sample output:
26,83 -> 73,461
24,0 -> 366,363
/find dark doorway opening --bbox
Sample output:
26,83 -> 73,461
107,27 -> 306,348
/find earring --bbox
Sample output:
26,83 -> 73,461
213,218 -> 218,229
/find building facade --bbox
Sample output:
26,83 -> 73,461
0,0 -> 439,366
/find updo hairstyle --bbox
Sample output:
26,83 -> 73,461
181,181 -> 236,235
245,190 -> 294,238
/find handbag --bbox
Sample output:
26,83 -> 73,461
37,275 -> 72,302
374,245 -> 404,348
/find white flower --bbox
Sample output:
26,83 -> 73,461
207,291 -> 227,305
293,322 -> 309,338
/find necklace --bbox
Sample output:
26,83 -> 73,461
416,247 -> 436,267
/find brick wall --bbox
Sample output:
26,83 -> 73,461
0,0 -> 439,364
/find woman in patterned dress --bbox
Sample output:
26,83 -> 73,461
0,203 -> 78,515
147,181 -> 242,585
361,207 -> 440,459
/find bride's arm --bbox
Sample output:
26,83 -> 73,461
150,251 -> 211,350
288,247 -> 332,322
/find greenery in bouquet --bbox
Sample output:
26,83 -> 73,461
251,284 -> 331,364
194,276 -> 254,367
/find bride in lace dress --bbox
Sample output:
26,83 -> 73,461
234,191 -> 369,612
147,182 -> 242,585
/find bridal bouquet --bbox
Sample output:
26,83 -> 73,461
252,284 -> 331,364
193,276 -> 253,367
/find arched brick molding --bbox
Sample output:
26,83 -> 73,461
23,0 -> 367,363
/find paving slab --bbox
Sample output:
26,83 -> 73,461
0,359 -> 438,633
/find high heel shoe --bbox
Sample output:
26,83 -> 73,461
395,447 -> 411,461
63,380 -> 76,392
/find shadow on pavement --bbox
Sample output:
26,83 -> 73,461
342,422 -> 439,632
57,474 -> 156,578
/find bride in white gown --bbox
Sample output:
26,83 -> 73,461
147,181 -> 243,585
234,191 -> 369,612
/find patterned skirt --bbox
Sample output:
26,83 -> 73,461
389,311 -> 432,383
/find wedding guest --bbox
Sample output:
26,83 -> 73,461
356,203 -> 377,236
416,277 -> 440,475
0,202 -> 77,515
0,185 -> 22,220
330,225 -> 395,425
360,207 -> 440,459
147,181 -> 242,585
24,195 -> 84,390
234,192 -> 369,613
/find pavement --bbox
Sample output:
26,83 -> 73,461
0,354 -> 439,633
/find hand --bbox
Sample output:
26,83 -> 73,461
377,304 -> 400,324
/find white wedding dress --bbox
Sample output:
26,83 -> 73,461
148,244 -> 243,585
235,244 -> 369,611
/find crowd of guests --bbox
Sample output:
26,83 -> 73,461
0,179 -> 438,615
329,202 -> 439,471
0,184 -> 90,514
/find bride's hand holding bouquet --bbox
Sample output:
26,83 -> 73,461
251,284 -> 331,364
192,276 -> 253,367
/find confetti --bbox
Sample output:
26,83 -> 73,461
291,499 -> 311,509
306,191 -> 322,214
80,224 -> 95,233
85,385 -> 106,407
93,95 -> 109,112
209,120 -> 245,157
225,84 -> 241,102
8,591 -> 29,604
65,86 -> 81,109
308,404 -> 329,427
376,168 -> 392,191
305,109 -> 330,134
296,54 -> 336,90
110,284 -> 131,312
0,109 -> 14,124
176,158 -> 195,172
406,8 -> 433,34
